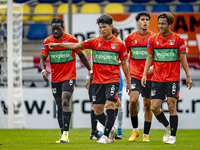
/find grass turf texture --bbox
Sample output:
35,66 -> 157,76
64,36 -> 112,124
0,129 -> 200,150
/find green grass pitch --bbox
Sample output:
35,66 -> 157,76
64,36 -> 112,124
0,129 -> 200,150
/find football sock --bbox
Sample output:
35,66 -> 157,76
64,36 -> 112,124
170,115 -> 178,136
144,121 -> 151,135
104,109 -> 115,137
62,111 -> 71,131
96,112 -> 106,126
115,109 -> 118,117
57,108 -> 63,134
155,111 -> 169,127
131,115 -> 138,128
63,131 -> 69,137
91,110 -> 98,133
117,106 -> 123,129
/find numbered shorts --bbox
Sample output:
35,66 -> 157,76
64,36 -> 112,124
51,80 -> 76,98
150,81 -> 180,100
131,78 -> 151,98
92,82 -> 120,104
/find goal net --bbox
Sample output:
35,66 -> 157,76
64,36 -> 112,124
0,1 -> 26,128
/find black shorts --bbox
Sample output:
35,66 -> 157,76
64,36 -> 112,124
51,80 -> 75,98
88,78 -> 93,101
150,81 -> 180,100
131,78 -> 151,98
92,82 -> 120,104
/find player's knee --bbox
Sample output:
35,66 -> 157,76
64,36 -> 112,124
130,98 -> 138,106
62,100 -> 69,108
144,101 -> 151,111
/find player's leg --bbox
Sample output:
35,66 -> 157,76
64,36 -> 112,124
117,103 -> 123,137
165,81 -> 180,144
142,81 -> 152,142
89,80 -> 100,139
55,98 -> 63,134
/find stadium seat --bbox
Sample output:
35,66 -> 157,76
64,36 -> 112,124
152,4 -> 170,12
128,4 -> 146,13
179,0 -> 197,2
32,4 -> 54,22
104,3 -> 124,14
38,0 -> 58,2
85,0 -> 104,2
132,0 -> 150,2
175,3 -> 194,13
27,23 -> 48,40
13,4 -> 30,22
81,3 -> 101,13
155,0 -> 174,2
108,0 -> 127,3
15,0 -> 30,2
0,6 -> 6,22
57,4 -> 77,14
61,0 -> 82,3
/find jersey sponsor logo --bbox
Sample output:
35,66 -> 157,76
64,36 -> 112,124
93,50 -> 119,65
131,47 -> 148,60
169,40 -> 175,45
151,90 -> 156,96
111,44 -> 117,49
42,45 -> 46,50
84,39 -> 89,42
154,48 -> 179,62
132,83 -> 136,89
69,80 -> 73,86
156,42 -> 159,45
92,96 -> 96,102
52,88 -> 57,94
172,83 -> 176,95
49,50 -> 73,63
110,85 -> 115,96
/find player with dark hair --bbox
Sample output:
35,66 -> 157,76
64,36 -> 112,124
46,14 -> 132,144
125,11 -> 154,142
40,17 -> 91,143
141,12 -> 192,144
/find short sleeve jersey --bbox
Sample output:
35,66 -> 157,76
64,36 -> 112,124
147,31 -> 186,82
125,31 -> 154,80
41,33 -> 82,82
81,35 -> 128,84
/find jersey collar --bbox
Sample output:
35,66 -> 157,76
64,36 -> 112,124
102,35 -> 114,41
161,31 -> 172,39
138,31 -> 149,37
56,32 -> 65,41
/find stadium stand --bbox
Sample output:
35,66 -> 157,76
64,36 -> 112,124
175,3 -> 194,12
32,3 -> 54,22
155,0 -> 174,2
104,3 -> 124,14
57,3 -> 77,14
0,6 -> 6,22
61,0 -> 82,3
27,23 -> 48,40
131,0 -> 151,2
38,0 -> 58,3
15,0 -> 30,2
128,4 -> 146,12
85,0 -> 104,2
152,3 -> 170,12
179,0 -> 197,2
108,0 -> 128,3
80,3 -> 101,13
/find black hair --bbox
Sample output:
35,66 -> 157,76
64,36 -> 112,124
51,18 -> 64,28
96,14 -> 113,25
157,12 -> 174,25
135,11 -> 151,21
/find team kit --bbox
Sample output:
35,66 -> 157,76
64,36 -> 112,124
40,12 -> 192,144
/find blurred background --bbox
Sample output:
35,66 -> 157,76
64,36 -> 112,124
0,0 -> 199,129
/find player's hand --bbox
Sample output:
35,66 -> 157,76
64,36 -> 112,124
42,71 -> 50,82
126,81 -> 132,95
85,79 -> 90,90
186,76 -> 192,90
147,66 -> 153,75
45,43 -> 57,49
141,75 -> 146,87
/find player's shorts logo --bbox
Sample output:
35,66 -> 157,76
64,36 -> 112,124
172,83 -> 176,95
92,96 -> 96,102
151,90 -> 156,96
69,80 -> 73,86
110,85 -> 115,96
52,88 -> 57,94
132,84 -> 136,89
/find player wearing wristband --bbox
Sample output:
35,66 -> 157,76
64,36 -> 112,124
141,12 -> 192,144
40,18 -> 91,143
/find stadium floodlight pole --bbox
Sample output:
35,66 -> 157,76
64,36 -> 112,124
7,0 -> 14,128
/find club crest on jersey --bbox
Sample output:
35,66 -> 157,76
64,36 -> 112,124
169,40 -> 175,45
42,45 -> 46,50
111,44 -> 117,49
